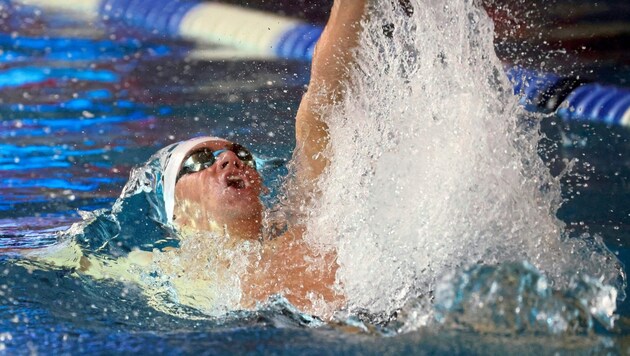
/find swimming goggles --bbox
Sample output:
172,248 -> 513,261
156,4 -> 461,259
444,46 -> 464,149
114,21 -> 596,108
176,143 -> 256,181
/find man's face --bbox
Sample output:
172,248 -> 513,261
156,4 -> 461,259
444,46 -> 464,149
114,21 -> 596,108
173,140 -> 264,234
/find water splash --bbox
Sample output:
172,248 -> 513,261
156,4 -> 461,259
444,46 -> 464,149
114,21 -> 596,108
304,0 -> 624,323
434,262 -> 617,334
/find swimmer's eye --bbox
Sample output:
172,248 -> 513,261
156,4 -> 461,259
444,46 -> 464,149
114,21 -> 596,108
176,144 -> 257,181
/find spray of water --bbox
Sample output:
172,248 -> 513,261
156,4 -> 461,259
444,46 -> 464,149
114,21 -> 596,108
304,0 -> 623,319
27,0 -> 621,331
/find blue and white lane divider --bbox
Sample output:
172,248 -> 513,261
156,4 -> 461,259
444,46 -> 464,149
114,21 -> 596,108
12,0 -> 322,60
10,0 -> 630,128
507,67 -> 630,127
557,84 -> 630,127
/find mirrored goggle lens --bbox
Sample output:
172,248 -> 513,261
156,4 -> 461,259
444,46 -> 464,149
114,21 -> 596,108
177,145 -> 257,181
180,148 -> 215,175
231,143 -> 256,169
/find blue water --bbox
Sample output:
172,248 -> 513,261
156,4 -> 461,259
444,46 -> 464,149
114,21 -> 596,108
1,1 -> 630,354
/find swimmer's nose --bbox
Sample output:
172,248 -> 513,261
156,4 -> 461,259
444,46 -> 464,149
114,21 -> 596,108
216,150 -> 242,170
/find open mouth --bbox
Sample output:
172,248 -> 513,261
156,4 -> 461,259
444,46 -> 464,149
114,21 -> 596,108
226,175 -> 246,189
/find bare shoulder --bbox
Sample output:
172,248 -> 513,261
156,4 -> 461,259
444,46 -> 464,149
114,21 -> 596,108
242,226 -> 344,315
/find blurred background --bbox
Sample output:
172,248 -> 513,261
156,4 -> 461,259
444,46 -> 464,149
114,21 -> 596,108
0,0 -> 629,353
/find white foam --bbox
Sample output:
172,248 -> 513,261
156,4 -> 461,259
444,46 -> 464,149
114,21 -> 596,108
304,0 -> 619,317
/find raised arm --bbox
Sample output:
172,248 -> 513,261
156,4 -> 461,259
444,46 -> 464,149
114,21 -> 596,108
294,0 -> 368,184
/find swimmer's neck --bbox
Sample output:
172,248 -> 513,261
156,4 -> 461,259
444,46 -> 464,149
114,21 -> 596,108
175,216 -> 263,242
221,217 -> 262,242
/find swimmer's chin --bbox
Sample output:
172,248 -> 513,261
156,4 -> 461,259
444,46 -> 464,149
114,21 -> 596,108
217,185 -> 260,203
173,219 -> 262,241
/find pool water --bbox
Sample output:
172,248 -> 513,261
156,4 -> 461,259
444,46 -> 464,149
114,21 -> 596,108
1,1 -> 630,354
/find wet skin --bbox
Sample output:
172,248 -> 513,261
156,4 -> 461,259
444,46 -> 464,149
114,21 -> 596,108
172,140 -> 342,314
168,0 -> 368,316
173,140 -> 265,239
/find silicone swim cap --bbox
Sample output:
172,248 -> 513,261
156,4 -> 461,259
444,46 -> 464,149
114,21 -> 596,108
159,136 -> 230,225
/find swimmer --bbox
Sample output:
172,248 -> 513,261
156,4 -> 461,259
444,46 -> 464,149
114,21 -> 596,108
156,136 -> 342,313
9,0 -> 368,318
166,0 -> 369,313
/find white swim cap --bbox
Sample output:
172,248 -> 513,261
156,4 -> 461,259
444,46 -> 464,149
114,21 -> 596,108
159,136 -> 230,225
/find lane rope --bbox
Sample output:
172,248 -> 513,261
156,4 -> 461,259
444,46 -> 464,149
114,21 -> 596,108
9,0 -> 630,127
